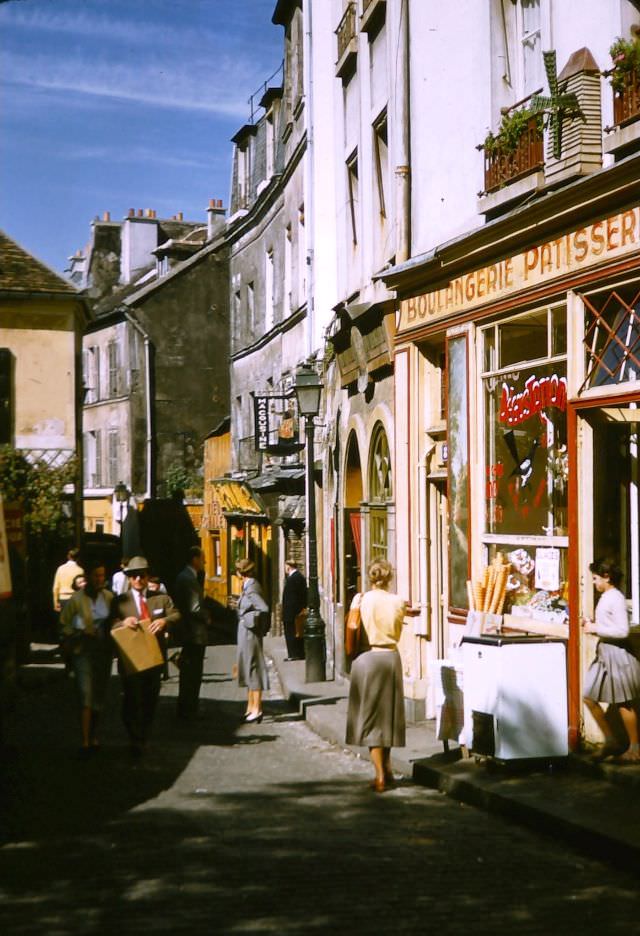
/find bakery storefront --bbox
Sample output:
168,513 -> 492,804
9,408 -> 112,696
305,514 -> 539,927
388,200 -> 640,750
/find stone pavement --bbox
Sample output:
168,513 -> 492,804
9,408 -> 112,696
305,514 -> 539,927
2,640 -> 640,934
265,638 -> 640,871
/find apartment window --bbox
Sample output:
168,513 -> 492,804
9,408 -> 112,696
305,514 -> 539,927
84,346 -> 100,403
266,112 -> 275,179
238,145 -> 251,209
106,429 -> 119,487
247,282 -> 255,334
84,430 -> 102,488
265,248 -> 275,331
284,224 -> 292,314
521,0 -> 542,96
346,151 -> 359,246
369,424 -> 392,562
0,347 -> 12,444
107,340 -> 120,398
298,205 -> 306,300
373,112 -> 388,219
233,289 -> 241,329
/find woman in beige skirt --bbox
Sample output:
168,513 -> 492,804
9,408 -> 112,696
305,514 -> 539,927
346,558 -> 413,792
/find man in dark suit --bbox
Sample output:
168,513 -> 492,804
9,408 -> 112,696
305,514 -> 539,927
174,546 -> 209,719
282,560 -> 307,660
112,556 -> 180,755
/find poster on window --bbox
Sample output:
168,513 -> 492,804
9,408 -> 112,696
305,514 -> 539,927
484,363 -> 568,537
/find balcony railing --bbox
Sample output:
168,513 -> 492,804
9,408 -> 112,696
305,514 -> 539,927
613,69 -> 640,127
336,3 -> 357,79
481,104 -> 544,195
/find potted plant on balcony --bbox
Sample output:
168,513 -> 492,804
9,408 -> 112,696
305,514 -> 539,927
608,35 -> 640,127
480,107 -> 544,193
609,35 -> 640,93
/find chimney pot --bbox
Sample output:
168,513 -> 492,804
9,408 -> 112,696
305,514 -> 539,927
128,209 -> 135,217
177,211 -> 183,221
218,199 -> 223,208
209,198 -> 215,208
103,211 -> 111,222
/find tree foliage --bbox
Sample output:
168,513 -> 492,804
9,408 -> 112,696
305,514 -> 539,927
0,448 -> 75,538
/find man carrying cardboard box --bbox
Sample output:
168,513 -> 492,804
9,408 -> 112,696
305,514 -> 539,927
111,556 -> 180,756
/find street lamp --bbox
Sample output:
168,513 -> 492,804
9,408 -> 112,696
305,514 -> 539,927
113,481 -> 130,535
294,363 -> 326,683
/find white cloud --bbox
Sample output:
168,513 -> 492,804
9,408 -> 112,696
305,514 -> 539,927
65,144 -> 213,171
1,48 -> 255,117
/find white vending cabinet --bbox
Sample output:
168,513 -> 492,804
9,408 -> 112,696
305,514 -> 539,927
461,636 -> 568,760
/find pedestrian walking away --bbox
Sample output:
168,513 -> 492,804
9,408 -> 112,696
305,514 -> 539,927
110,557 -> 130,596
582,557 -> 640,763
235,558 -> 270,723
282,559 -> 307,660
59,561 -> 114,756
52,547 -> 84,626
112,555 -> 180,755
173,546 -> 209,720
346,558 -> 419,792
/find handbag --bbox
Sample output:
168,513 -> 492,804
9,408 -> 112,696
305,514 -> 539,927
345,593 -> 368,659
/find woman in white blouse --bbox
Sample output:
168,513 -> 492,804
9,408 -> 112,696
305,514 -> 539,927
346,559 -> 417,792
582,558 -> 640,762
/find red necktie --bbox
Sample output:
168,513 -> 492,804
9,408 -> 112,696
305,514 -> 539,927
138,595 -> 150,621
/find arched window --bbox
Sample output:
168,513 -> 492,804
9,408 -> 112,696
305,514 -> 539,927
368,424 -> 392,560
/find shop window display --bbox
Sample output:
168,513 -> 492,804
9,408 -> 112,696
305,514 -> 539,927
481,306 -> 568,625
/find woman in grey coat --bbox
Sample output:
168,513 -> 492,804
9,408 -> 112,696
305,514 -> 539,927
235,558 -> 270,723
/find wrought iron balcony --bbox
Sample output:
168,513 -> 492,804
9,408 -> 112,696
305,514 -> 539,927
336,3 -> 357,80
612,68 -> 640,127
480,99 -> 544,195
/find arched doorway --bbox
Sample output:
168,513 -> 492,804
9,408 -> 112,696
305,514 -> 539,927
344,431 -> 363,609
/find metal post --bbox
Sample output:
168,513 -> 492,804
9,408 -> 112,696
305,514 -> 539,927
303,415 -> 326,682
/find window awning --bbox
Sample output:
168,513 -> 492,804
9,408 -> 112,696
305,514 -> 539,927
209,479 -> 267,517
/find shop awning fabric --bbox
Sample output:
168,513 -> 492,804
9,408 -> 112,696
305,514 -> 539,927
209,479 -> 267,517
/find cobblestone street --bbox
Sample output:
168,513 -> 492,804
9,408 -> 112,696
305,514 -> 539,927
1,644 -> 639,935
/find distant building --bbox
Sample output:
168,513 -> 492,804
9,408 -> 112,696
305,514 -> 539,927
69,204 -> 229,535
0,228 -> 87,531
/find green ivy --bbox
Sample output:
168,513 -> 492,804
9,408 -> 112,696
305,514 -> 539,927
0,448 -> 75,537
609,36 -> 640,93
165,464 -> 202,498
482,108 -> 543,157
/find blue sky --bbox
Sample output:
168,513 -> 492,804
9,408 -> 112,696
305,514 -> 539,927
0,0 -> 284,274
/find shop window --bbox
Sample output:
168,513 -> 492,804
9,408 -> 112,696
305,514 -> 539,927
368,425 -> 392,562
481,306 -> 569,623
447,335 -> 470,610
346,150 -> 359,246
581,287 -> 640,391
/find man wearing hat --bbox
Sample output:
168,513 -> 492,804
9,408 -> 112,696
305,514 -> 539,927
111,556 -> 180,754
174,546 -> 209,720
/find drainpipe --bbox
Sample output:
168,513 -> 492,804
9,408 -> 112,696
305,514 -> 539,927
303,0 -> 315,357
124,311 -> 153,499
395,0 -> 411,263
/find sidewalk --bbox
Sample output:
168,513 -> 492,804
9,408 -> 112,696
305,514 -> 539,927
265,637 -> 640,870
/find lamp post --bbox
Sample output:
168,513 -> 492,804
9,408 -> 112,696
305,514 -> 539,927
113,481 -> 130,537
294,363 -> 326,683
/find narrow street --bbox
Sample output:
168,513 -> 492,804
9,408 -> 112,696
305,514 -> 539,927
0,644 -> 638,935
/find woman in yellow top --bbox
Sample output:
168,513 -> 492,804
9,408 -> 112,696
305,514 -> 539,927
346,558 -> 411,792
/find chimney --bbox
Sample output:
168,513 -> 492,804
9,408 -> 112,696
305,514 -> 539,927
176,211 -> 183,221
207,198 -> 226,240
128,209 -> 135,218
103,211 -> 111,222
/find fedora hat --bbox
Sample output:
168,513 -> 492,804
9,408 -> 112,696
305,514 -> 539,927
124,556 -> 149,575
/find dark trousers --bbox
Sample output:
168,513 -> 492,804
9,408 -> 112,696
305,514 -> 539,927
121,666 -> 162,744
284,618 -> 305,660
178,643 -> 205,717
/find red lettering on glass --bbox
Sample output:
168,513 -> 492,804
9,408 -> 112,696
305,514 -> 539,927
499,375 -> 567,426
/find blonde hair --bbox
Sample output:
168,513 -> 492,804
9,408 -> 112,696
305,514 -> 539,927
367,558 -> 393,587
